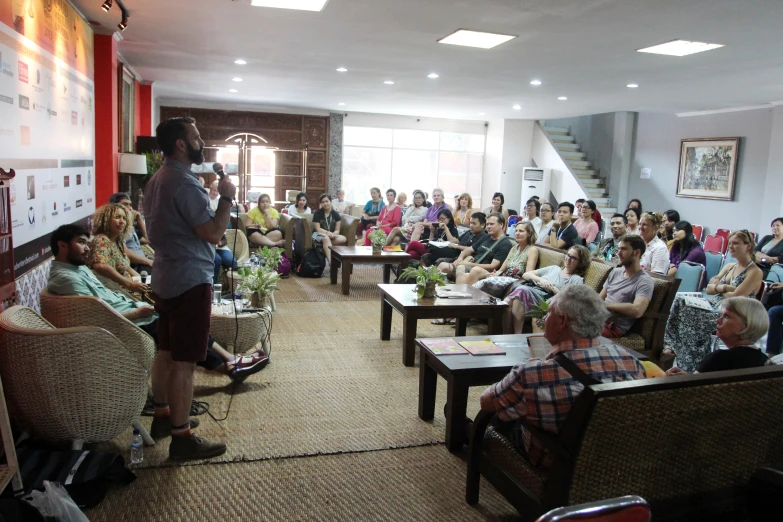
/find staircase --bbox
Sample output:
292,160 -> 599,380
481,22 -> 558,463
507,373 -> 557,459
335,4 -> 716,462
541,126 -> 617,217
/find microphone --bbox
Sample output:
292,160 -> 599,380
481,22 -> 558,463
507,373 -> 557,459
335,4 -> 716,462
212,162 -> 225,181
140,270 -> 148,284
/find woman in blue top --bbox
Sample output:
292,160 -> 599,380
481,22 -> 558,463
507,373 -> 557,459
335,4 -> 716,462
355,187 -> 386,239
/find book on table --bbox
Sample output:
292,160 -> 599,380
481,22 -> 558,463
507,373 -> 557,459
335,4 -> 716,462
435,288 -> 472,299
421,338 -> 469,355
459,339 -> 506,356
526,335 -> 553,360
383,245 -> 403,252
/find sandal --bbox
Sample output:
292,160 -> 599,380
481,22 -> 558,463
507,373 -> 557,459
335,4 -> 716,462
431,318 -> 447,325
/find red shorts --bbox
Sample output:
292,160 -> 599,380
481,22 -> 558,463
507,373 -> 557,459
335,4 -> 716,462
153,284 -> 213,362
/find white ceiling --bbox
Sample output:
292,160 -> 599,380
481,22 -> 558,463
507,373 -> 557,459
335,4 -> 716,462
72,0 -> 783,121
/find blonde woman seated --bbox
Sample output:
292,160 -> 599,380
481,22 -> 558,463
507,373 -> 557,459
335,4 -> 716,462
244,194 -> 284,247
502,245 -> 590,334
453,192 -> 474,228
470,222 -> 539,296
664,230 -> 763,372
386,190 -> 428,246
88,203 -> 148,295
638,212 -> 669,274
396,192 -> 408,210
312,194 -> 347,265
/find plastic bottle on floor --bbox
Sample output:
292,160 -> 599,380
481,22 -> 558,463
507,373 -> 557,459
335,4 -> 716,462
130,429 -> 143,464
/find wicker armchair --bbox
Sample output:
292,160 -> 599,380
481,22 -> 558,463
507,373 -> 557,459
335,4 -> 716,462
0,306 -> 153,449
292,214 -> 359,258
223,229 -> 250,265
466,365 -> 783,520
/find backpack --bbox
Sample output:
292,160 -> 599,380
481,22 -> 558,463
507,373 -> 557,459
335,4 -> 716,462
276,252 -> 291,278
294,248 -> 326,278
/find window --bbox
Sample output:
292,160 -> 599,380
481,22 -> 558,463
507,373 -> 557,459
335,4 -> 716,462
120,70 -> 135,153
342,126 -> 484,207
213,146 -> 276,206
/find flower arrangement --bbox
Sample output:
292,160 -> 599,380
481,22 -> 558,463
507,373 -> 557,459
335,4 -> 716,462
368,228 -> 387,249
236,265 -> 280,300
399,265 -> 448,298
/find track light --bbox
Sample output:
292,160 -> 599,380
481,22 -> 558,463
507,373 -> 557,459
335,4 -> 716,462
118,14 -> 128,31
101,0 -> 113,12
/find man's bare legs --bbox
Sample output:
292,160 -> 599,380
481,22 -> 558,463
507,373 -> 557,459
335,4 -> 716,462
168,360 -> 196,428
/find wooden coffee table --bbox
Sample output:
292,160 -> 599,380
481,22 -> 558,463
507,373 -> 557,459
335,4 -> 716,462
378,284 -> 507,367
416,333 -> 650,452
330,246 -> 410,295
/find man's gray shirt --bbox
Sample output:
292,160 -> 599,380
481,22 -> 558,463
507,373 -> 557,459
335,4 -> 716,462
144,158 -> 215,299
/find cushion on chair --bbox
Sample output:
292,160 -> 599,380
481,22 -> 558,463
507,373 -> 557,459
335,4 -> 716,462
538,249 -> 565,270
615,277 -> 674,352
584,261 -> 613,293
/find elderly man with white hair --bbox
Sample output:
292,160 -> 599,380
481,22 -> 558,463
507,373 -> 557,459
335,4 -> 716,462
479,284 -> 646,468
331,188 -> 351,214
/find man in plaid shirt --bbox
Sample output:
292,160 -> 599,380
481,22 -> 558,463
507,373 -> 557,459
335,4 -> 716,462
479,285 -> 646,468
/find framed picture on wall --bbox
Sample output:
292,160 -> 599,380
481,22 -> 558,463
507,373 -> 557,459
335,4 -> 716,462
676,137 -> 740,201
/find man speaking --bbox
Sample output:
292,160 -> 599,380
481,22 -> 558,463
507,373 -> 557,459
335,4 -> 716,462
145,117 -> 235,460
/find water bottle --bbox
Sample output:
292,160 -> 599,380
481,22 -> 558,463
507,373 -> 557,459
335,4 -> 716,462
213,283 -> 222,304
130,429 -> 143,464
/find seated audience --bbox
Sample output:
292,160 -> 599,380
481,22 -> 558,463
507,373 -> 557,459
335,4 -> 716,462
355,187 -> 386,238
396,192 -> 408,210
574,199 -> 599,245
331,188 -> 351,214
453,192 -> 474,228
535,202 -> 556,244
454,213 -> 514,284
244,194 -> 284,248
754,217 -> 783,275
503,245 -> 589,334
430,212 -> 488,269
471,222 -> 539,298
313,193 -> 347,265
664,230 -> 762,372
767,289 -> 783,355
638,212 -> 669,274
411,188 -> 448,238
208,181 -> 220,211
214,235 -> 237,284
285,192 -> 312,217
385,190 -> 428,245
478,285 -> 646,468
109,193 -> 154,272
667,221 -> 706,277
47,225 -> 267,390
406,208 -> 459,260
574,198 -> 586,216
661,209 -> 680,248
600,235 -> 654,338
624,207 -> 640,235
626,198 -> 643,214
88,203 -> 147,295
666,297 -> 769,375
545,202 -> 578,249
483,192 -> 510,224
594,213 -> 627,264
519,198 -> 542,236
363,188 -> 401,245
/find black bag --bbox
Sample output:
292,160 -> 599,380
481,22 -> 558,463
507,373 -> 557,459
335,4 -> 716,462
294,248 -> 326,278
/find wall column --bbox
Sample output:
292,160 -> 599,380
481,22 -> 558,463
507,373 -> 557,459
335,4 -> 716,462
138,83 -> 153,136
327,113 -> 343,195
94,33 -> 119,204
611,111 -> 635,210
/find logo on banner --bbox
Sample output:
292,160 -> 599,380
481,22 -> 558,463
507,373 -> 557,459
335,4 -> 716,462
20,126 -> 30,146
46,108 -> 57,118
87,170 -> 92,186
26,176 -> 35,200
76,199 -> 83,208
63,202 -> 71,212
9,182 -> 16,205
40,201 -> 47,223
87,197 -> 93,204
32,102 -> 44,112
0,94 -> 12,105
50,201 -> 58,217
0,128 -> 12,137
18,61 -> 28,83
71,111 -> 77,125
1,51 -> 13,78
76,174 -> 82,185
28,207 -> 35,225
63,176 -> 70,187
36,69 -> 40,84
18,95 -> 29,110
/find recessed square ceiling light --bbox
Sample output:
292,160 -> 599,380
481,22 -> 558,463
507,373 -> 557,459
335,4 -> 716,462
338,102 -> 346,106
384,80 -> 395,85
336,67 -> 348,72
530,80 -> 542,86
637,39 -> 724,57
234,59 -> 247,65
512,104 -> 521,110
428,73 -> 439,79
250,0 -> 329,11
558,96 -> 568,101
437,29 -> 516,49
232,77 -> 242,82
627,83 -> 639,88
229,89 -> 238,93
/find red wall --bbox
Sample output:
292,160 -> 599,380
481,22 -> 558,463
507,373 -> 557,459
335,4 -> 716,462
134,79 -> 142,139
94,34 -> 118,205
138,83 -> 152,137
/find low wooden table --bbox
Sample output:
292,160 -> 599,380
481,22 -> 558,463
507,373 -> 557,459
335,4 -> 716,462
416,334 -> 650,452
329,246 -> 410,295
378,284 -> 507,367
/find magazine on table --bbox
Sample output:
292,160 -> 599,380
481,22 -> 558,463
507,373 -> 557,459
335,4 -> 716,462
459,339 -> 506,356
421,338 -> 469,355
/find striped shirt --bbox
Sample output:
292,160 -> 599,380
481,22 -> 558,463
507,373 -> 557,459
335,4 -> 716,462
490,338 -> 646,468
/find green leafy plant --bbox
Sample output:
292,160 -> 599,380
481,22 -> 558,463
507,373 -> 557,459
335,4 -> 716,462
368,228 -> 387,247
527,300 -> 550,329
236,265 -> 281,298
400,265 -> 448,294
142,151 -> 164,188
258,246 -> 282,270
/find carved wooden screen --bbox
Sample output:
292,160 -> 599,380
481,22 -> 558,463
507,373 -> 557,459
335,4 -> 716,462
158,107 -> 329,209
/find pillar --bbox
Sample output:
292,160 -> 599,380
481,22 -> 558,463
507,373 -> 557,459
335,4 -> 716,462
94,33 -> 119,204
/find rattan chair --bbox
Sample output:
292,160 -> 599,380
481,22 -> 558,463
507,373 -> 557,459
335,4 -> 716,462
0,306 -> 153,449
224,229 -> 250,265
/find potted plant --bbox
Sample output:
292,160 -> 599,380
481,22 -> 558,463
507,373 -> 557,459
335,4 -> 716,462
258,246 -> 282,270
368,228 -> 387,254
399,265 -> 448,298
236,265 -> 281,309
527,300 -> 549,331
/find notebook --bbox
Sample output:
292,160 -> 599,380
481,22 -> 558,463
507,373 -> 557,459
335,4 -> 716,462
420,338 -> 468,355
435,288 -> 472,299
459,339 -> 506,356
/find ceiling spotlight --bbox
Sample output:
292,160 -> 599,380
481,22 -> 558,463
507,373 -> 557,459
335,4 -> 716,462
384,80 -> 395,85
232,77 -> 243,82
558,96 -> 568,100
512,104 -> 521,110
627,83 -> 639,88
336,67 -> 348,72
428,72 -> 439,79
229,89 -> 238,93
338,102 -> 346,106
117,15 -> 128,31
101,0 -> 113,12
530,80 -> 542,86
234,59 -> 247,65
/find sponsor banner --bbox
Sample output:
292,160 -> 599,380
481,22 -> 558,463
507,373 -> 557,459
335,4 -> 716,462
12,216 -> 91,275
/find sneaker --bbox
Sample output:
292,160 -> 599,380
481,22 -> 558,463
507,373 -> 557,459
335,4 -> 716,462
150,417 -> 200,440
169,433 -> 227,461
229,354 -> 270,384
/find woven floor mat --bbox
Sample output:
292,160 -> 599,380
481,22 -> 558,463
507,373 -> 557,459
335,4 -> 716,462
96,300 -> 492,469
275,264 -> 391,302
85,445 -> 519,521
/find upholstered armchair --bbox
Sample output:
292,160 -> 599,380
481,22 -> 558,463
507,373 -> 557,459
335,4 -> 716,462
0,306 -> 153,449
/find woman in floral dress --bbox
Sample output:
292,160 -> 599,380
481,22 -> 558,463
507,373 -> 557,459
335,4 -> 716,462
664,230 -> 763,372
472,222 -> 539,298
88,203 -> 148,295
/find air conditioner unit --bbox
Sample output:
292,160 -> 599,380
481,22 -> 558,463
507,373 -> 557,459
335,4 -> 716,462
521,168 -> 550,204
